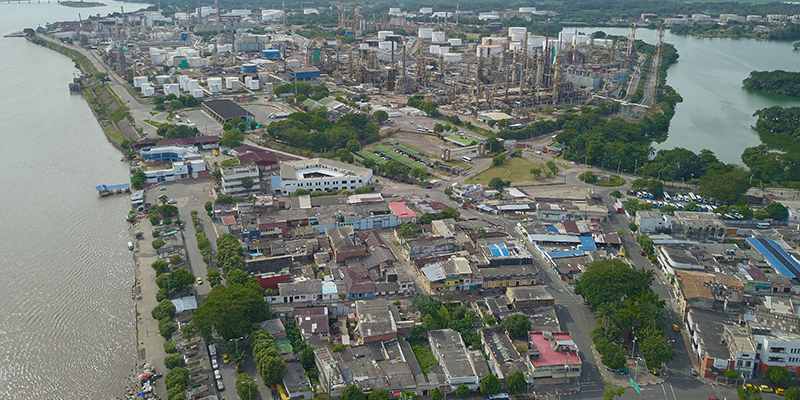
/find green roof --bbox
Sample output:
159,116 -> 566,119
275,337 -> 294,354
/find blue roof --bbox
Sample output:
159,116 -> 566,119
578,236 -> 597,251
545,226 -> 559,232
747,238 -> 799,279
547,250 -> 585,259
488,243 -> 509,257
271,175 -> 282,190
95,183 -> 130,191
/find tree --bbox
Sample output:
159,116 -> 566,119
131,170 -> 147,190
156,268 -> 195,292
241,176 -> 255,190
299,346 -> 316,371
410,167 -> 428,184
220,129 -> 245,148
530,166 -> 543,179
785,387 -> 800,400
574,259 -> 654,308
165,367 -> 189,391
191,283 -> 271,340
737,385 -> 763,400
579,171 -> 598,184
152,259 -> 170,275
766,202 -> 789,220
488,177 -> 511,191
546,160 -> 559,175
502,314 -> 531,338
603,381 -> 625,400
152,239 -> 165,250
370,389 -> 391,400
492,153 -> 507,166
164,353 -> 185,369
397,222 -> 420,238
724,369 -> 739,383
637,234 -> 655,256
170,255 -> 183,265
159,204 -> 179,218
699,165 -> 750,204
236,372 -> 260,400
486,137 -> 503,152
159,318 -> 177,338
629,222 -> 638,232
430,388 -> 443,400
480,374 -> 501,395
152,299 -> 177,320
340,384 -> 366,400
766,366 -> 793,385
456,384 -> 471,398
373,110 -> 389,122
433,123 -> 445,133
506,371 -> 527,395
610,190 -> 623,198
257,355 -> 286,387
639,332 -> 675,370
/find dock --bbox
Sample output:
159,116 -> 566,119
96,183 -> 131,197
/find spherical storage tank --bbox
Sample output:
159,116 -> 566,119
242,63 -> 258,74
431,31 -> 445,42
418,28 -> 433,39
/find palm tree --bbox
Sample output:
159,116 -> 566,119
211,169 -> 222,184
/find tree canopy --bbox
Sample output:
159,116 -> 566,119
502,314 -> 531,338
266,109 -> 380,153
766,366 -> 792,385
574,259 -> 654,308
190,281 -> 271,340
480,374 -> 501,395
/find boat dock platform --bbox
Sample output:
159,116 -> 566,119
96,183 -> 131,197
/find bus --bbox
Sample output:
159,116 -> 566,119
462,156 -> 472,163
756,222 -> 771,229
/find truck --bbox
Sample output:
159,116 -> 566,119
269,111 -> 290,119
614,199 -> 624,212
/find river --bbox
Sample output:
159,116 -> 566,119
564,27 -> 800,164
0,2 -> 147,399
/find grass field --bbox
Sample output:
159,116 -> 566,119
444,134 -> 478,146
407,338 -> 438,375
466,157 -> 546,184
373,145 -> 430,170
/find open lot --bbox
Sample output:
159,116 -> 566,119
466,157 -> 547,185
183,110 -> 224,136
391,131 -> 458,158
243,103 -> 292,125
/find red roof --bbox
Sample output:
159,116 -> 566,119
238,150 -> 278,168
388,201 -> 416,220
529,332 -> 581,367
220,215 -> 237,226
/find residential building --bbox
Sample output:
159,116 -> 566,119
635,210 -> 671,234
675,270 -> 744,315
429,329 -> 488,390
295,307 -> 330,338
527,332 -> 581,380
355,299 -> 397,343
328,227 -> 367,262
233,144 -> 280,171
671,212 -> 726,241
315,341 -> 417,396
655,245 -> 705,275
260,318 -> 287,338
280,362 -> 313,400
270,279 -> 323,304
752,325 -> 800,377
278,158 -> 372,195
388,201 -> 418,223
138,145 -> 208,183
420,256 -> 476,292
481,326 -> 529,380
506,286 -> 555,311
220,164 -> 261,196
480,266 -> 540,289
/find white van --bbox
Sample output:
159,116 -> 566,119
756,222 -> 771,229
462,156 -> 472,163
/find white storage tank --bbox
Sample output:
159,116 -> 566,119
418,28 -> 433,39
264,82 -> 273,94
186,79 -> 200,92
511,32 -> 527,42
133,76 -> 149,88
442,53 -> 462,63
528,35 -> 546,49
149,48 -> 167,65
248,77 -> 260,90
178,75 -> 190,91
164,84 -> 180,97
207,77 -> 223,93
185,49 -> 200,58
192,88 -> 204,98
142,85 -> 155,97
508,27 -> 527,36
448,38 -> 462,47
225,77 -> 239,90
378,30 -> 394,40
188,57 -> 202,68
155,75 -> 171,85
519,7 -> 536,13
431,31 -> 445,42
378,41 -> 397,50
509,42 -> 523,52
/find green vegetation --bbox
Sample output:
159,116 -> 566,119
506,371 -> 527,396
456,384 -> 471,398
236,372 -> 260,400
249,329 -> 287,387
412,293 -> 480,349
266,110 -> 380,153
579,171 -> 625,187
673,21 -> 800,41
575,259 -> 674,371
480,374 -> 501,395
407,338 -> 439,374
766,366 -> 793,385
152,93 -> 201,111
744,106 -> 800,186
190,270 -> 271,340
419,207 -> 459,224
274,82 -> 329,100
407,95 -> 440,117
744,70 -> 800,98
59,1 -> 107,7
466,157 -> 548,185
501,314 -> 531,338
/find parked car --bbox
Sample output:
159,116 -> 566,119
214,370 -> 221,380
222,354 -> 229,363
217,379 -> 225,391
211,359 -> 219,370
759,385 -> 772,392
776,388 -> 785,395
196,277 -> 203,285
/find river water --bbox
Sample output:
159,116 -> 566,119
0,2 -> 146,399
564,27 -> 800,164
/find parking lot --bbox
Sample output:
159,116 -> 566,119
182,110 -> 224,136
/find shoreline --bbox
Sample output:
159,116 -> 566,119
26,33 -> 138,152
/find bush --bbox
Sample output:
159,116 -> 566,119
152,239 -> 165,250
164,353 -> 185,369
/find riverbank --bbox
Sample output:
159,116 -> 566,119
26,33 -> 139,150
59,1 -> 107,7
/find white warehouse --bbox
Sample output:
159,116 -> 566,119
278,158 -> 372,195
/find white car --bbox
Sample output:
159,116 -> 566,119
216,379 -> 225,391
211,359 -> 219,370
214,369 -> 221,380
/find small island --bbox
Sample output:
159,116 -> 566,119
59,0 -> 106,8
743,70 -> 800,98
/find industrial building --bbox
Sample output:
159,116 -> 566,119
202,99 -> 255,123
277,158 -> 373,196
